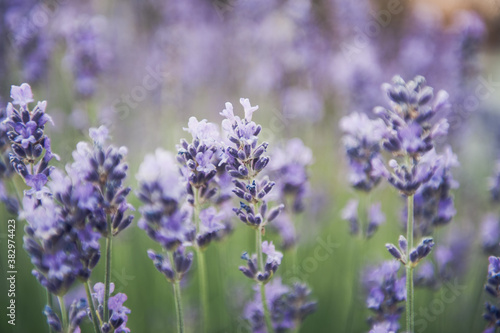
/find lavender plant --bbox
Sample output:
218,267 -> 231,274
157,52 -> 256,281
220,98 -> 285,331
4,83 -> 133,333
137,149 -> 193,333
367,75 -> 452,332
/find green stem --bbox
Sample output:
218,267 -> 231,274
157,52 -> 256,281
46,291 -> 54,333
260,282 -> 273,333
195,246 -> 209,331
57,296 -> 68,332
85,280 -> 102,333
193,188 -> 209,331
103,219 -> 113,323
406,194 -> 415,333
168,251 -> 185,333
256,227 -> 273,332
173,280 -> 185,333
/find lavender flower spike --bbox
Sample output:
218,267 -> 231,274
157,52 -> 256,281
4,83 -> 58,196
91,282 -> 131,333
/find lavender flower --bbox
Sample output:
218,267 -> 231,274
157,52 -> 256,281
410,146 -> 459,236
147,246 -> 193,283
341,199 -> 385,238
70,126 -> 133,236
0,104 -> 18,214
367,202 -> 386,238
4,83 -> 57,196
91,282 -> 131,333
68,298 -> 88,333
244,278 -> 316,332
341,199 -> 359,236
364,261 -> 406,332
239,241 -> 283,284
481,214 -> 500,255
340,112 -> 386,191
386,235 -> 434,267
22,196 -> 83,295
59,12 -> 112,98
177,116 -> 220,203
268,138 -> 313,213
136,149 -> 192,250
373,75 -> 450,195
221,99 -> 284,231
44,305 -> 62,332
489,161 -> 500,203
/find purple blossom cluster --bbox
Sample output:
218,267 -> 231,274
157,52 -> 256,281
341,199 -> 386,239
91,282 -> 131,333
386,235 -> 434,267
410,146 -> 459,236
3,84 -> 57,196
0,102 -> 18,214
45,297 -> 87,333
364,261 -> 406,332
244,278 -> 316,333
483,257 -> 500,333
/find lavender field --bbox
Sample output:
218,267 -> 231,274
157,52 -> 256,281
1,0 -> 500,332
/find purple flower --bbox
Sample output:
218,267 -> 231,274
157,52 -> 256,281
71,126 -> 133,237
239,241 -> 283,284
268,138 -> 312,213
364,261 -> 406,332
4,84 -> 56,193
262,241 -> 283,266
137,149 -> 193,250
10,83 -> 34,107
482,214 -> 500,255
340,112 -> 386,191
341,199 -> 359,236
92,282 -> 131,333
410,146 -> 459,236
244,278 -> 316,332
367,202 -> 386,238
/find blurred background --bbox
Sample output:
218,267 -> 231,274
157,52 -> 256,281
1,0 -> 500,332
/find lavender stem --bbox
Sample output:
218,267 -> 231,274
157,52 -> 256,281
406,194 -> 415,333
168,251 -> 185,333
85,280 -> 101,333
103,215 -> 113,323
256,227 -> 273,332
57,296 -> 68,332
193,188 -> 209,331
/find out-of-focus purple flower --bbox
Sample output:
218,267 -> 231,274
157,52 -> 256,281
71,126 -> 133,237
268,138 -> 312,213
22,195 -> 83,295
271,212 -> 297,250
67,298 -> 88,333
137,149 -> 192,250
367,202 -> 386,238
340,112 -> 386,192
59,13 -> 112,98
244,278 -> 316,332
364,261 -> 406,332
489,161 -> 500,203
0,103 -> 19,215
482,214 -> 500,255
341,199 -> 359,236
196,207 -> 225,249
44,305 -> 62,332
91,282 -> 131,333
